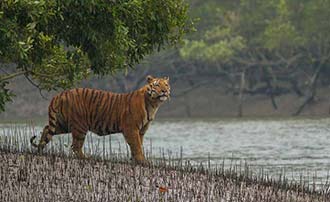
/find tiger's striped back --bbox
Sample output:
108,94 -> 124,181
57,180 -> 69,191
48,88 -> 146,136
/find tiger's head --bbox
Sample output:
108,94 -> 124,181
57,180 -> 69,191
146,75 -> 171,102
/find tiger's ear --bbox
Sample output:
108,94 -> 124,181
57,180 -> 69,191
146,75 -> 154,83
164,76 -> 169,81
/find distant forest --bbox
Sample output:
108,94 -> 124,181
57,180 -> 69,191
97,0 -> 330,117
2,0 -> 330,119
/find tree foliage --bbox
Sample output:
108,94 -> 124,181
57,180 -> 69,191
182,0 -> 330,68
0,0 -> 191,112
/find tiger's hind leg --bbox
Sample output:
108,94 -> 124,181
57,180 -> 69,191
71,129 -> 87,158
32,121 -> 68,153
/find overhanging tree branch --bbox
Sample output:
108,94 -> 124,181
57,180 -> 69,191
24,74 -> 48,100
0,70 -> 28,82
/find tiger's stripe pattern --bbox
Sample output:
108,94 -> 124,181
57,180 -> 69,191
30,75 -> 170,163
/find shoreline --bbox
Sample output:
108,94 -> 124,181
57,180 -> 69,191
1,150 -> 328,202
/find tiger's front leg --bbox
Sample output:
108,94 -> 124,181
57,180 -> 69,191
123,128 -> 147,165
71,129 -> 87,159
139,122 -> 150,145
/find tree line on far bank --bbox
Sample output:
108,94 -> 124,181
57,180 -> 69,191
179,0 -> 330,116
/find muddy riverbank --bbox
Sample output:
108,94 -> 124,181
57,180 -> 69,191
0,151 -> 328,202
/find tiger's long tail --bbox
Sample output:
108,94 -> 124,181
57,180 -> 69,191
30,135 -> 39,148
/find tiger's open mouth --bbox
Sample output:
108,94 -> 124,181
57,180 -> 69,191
159,95 -> 168,101
157,94 -> 169,101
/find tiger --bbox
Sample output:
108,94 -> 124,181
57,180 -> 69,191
30,75 -> 171,164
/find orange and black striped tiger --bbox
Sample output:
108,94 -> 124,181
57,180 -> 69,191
30,75 -> 170,164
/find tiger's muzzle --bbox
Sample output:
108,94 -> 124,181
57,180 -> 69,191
157,91 -> 170,101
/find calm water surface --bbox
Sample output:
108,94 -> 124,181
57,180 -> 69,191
112,118 -> 330,185
1,118 -> 330,186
